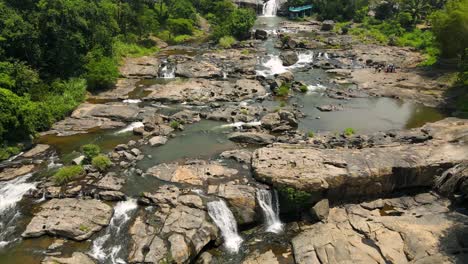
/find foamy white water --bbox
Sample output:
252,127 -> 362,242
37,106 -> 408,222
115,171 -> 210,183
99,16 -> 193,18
262,0 -> 278,17
257,189 -> 283,233
123,99 -> 142,104
220,121 -> 262,129
89,199 -> 138,263
307,83 -> 327,92
257,51 -> 314,77
115,122 -> 144,134
159,62 -> 175,79
207,200 -> 243,253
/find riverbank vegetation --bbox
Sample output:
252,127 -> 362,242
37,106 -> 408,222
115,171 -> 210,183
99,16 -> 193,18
0,0 -> 255,159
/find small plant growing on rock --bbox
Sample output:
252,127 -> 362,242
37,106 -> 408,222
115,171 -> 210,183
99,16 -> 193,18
280,187 -> 311,208
53,165 -> 85,185
170,120 -> 180,129
82,144 -> 100,163
276,83 -> 290,97
79,224 -> 89,232
308,131 -> 315,138
279,101 -> 286,107
219,36 -> 236,49
343,127 -> 356,136
299,85 -> 308,93
92,154 -> 112,171
241,49 -> 250,55
240,109 -> 249,115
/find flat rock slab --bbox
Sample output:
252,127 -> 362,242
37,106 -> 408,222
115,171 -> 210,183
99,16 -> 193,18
22,199 -> 113,241
71,103 -> 140,122
120,56 -> 159,78
0,164 -> 35,181
22,144 -> 50,158
144,78 -> 266,103
42,252 -> 95,264
292,193 -> 467,264
253,142 -> 468,199
48,117 -> 126,136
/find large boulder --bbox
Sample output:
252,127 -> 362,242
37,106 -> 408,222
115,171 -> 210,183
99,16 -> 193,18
42,252 -> 95,264
229,132 -> 276,145
292,193 -> 467,264
216,184 -> 258,225
175,59 -> 223,79
321,20 -> 335,31
254,29 -> 268,40
280,51 -> 299,66
261,110 -> 298,132
0,164 -> 35,181
435,162 -> 468,202
22,199 -> 113,241
253,118 -> 468,200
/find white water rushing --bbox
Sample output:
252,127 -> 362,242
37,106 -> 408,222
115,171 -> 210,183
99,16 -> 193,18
0,173 -> 37,248
89,199 -> 138,263
256,51 -> 315,77
262,0 -> 278,17
220,121 -> 262,129
257,189 -> 283,233
207,200 -> 243,253
159,62 -> 175,79
115,122 -> 144,134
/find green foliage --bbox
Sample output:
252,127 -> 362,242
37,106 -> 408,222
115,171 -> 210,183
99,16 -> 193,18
431,0 -> 468,58
53,165 -> 85,185
82,144 -> 101,163
460,49 -> 468,86
112,40 -> 159,59
92,154 -> 112,171
85,52 -> 119,91
299,85 -> 309,93
279,187 -> 311,206
279,101 -> 287,107
344,127 -> 356,136
167,18 -> 194,36
276,83 -> 291,97
312,0 -> 370,21
0,145 -> 20,161
170,120 -> 180,129
219,36 -> 236,48
307,131 -> 315,138
212,8 -> 256,41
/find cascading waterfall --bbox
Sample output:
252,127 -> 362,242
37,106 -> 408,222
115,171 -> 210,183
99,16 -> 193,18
159,60 -> 175,79
207,200 -> 243,253
256,189 -> 283,233
89,199 -> 138,264
0,174 -> 37,248
262,0 -> 278,17
115,122 -> 144,134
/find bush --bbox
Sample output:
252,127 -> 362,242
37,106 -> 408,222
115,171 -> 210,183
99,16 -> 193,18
0,146 -> 21,161
307,131 -> 315,138
169,121 -> 180,129
53,165 -> 85,185
92,154 -> 112,171
85,55 -> 119,91
276,83 -> 290,97
167,18 -> 194,36
82,144 -> 101,163
344,127 -> 355,136
299,85 -> 308,93
219,36 -> 236,48
279,187 -> 311,206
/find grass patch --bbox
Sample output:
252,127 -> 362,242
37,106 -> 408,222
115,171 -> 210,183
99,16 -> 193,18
0,146 -> 21,161
307,131 -> 315,138
53,165 -> 85,185
82,144 -> 100,164
299,85 -> 308,93
219,36 -> 236,49
343,127 -> 356,136
276,83 -> 291,97
112,40 -> 159,60
92,154 -> 112,172
170,121 -> 180,129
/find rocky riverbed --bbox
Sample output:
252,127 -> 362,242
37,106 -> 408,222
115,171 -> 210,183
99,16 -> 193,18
0,14 -> 467,264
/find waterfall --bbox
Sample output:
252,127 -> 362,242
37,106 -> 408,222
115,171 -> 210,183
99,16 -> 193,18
0,174 -> 37,248
115,122 -> 144,134
89,199 -> 138,263
256,189 -> 283,233
159,60 -> 175,79
262,0 -> 278,17
207,200 -> 243,253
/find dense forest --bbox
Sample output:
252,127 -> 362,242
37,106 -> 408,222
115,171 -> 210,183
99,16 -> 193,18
0,0 -> 255,158
0,0 -> 467,159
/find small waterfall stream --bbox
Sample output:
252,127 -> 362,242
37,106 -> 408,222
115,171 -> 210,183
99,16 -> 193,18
257,189 -> 283,233
207,200 -> 243,253
159,60 -> 175,79
0,174 -> 37,248
262,0 -> 278,17
89,199 -> 138,263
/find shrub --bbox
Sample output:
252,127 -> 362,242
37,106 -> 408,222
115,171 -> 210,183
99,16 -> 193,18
167,18 -> 194,36
84,55 -> 119,91
299,85 -> 308,93
343,127 -> 355,136
276,83 -> 290,97
170,121 -> 180,129
0,146 -> 21,161
82,144 -> 101,163
308,131 -> 315,138
219,36 -> 236,49
279,187 -> 311,207
240,109 -> 249,115
92,154 -> 112,171
53,165 -> 85,185
279,101 -> 286,107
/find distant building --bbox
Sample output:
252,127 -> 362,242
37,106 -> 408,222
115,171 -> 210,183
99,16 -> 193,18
288,4 -> 313,19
